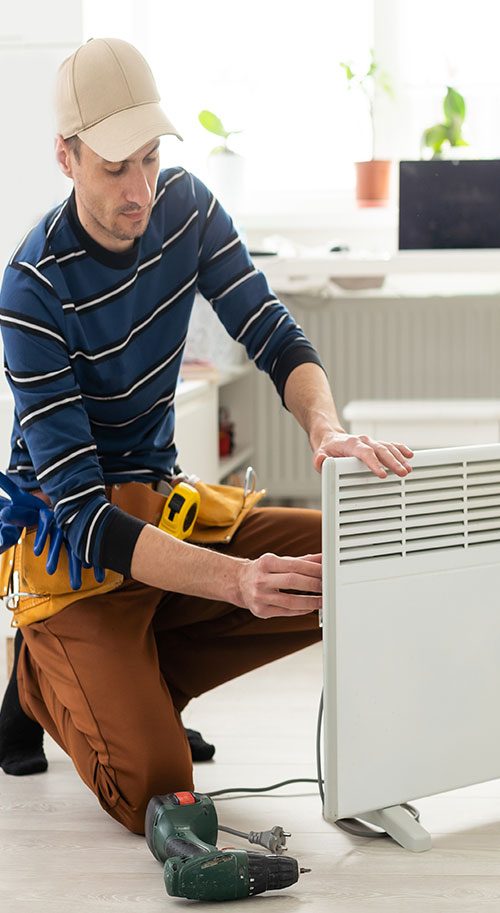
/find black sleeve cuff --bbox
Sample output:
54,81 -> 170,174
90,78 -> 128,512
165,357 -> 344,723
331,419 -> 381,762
273,343 -> 326,406
98,507 -> 147,577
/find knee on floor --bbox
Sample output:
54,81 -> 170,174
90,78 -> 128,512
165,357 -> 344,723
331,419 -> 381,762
97,752 -> 195,835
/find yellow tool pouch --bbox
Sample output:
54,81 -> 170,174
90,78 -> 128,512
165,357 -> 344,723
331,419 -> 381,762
0,529 -> 123,628
188,480 -> 266,544
111,475 -> 267,546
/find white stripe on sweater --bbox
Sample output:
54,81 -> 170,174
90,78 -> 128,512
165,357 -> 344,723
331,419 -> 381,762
37,249 -> 86,269
83,339 -> 186,401
19,394 -> 81,428
18,261 -> 55,290
37,443 -> 97,481
65,211 -> 198,314
91,391 -> 175,427
46,200 -> 68,239
153,170 -> 185,208
55,483 -> 106,511
0,314 -> 65,345
236,300 -> 279,342
254,313 -> 288,361
70,275 -> 197,363
84,502 -> 112,565
6,365 -> 71,385
211,268 -> 258,302
208,236 -> 239,261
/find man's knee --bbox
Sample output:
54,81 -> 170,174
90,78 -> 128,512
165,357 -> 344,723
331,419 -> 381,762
97,749 -> 194,835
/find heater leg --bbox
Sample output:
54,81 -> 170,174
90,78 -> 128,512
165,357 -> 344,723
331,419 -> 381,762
360,805 -> 432,852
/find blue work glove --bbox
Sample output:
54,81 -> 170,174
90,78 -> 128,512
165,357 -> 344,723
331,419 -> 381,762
0,472 -> 105,590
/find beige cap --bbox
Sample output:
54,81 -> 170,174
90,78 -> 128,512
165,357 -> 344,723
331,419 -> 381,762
55,37 -> 182,161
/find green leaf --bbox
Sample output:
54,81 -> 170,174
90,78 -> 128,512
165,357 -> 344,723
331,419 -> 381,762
443,86 -> 466,125
447,115 -> 464,146
198,110 -> 229,139
340,61 -> 355,81
422,123 -> 449,154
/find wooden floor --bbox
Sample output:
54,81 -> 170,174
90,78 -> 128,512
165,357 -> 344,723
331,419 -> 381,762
1,641 -> 500,912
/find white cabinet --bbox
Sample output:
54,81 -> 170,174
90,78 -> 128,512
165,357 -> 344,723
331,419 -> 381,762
343,400 -> 500,450
217,367 -> 255,481
174,380 -> 219,482
174,366 -> 255,484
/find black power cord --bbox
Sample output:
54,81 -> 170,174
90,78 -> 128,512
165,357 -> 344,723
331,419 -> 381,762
208,778 -> 319,798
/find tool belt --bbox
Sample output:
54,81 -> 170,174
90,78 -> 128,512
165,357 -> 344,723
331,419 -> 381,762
1,478 -> 266,628
111,478 -> 265,544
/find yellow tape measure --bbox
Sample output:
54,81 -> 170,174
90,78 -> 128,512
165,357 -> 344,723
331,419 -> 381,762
158,482 -> 200,540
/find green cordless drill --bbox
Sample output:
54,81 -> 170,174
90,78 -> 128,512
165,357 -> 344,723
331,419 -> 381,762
145,791 -> 308,902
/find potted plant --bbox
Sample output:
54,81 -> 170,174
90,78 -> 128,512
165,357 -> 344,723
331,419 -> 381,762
198,110 -> 244,218
340,49 -> 394,206
421,86 -> 468,159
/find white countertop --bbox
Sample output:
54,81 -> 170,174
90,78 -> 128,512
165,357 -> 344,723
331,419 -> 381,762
253,250 -> 500,296
344,399 -> 500,421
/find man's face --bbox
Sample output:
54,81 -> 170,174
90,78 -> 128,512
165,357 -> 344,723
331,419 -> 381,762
60,137 -> 161,253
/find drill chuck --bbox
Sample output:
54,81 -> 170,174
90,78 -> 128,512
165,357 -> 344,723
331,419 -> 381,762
247,852 -> 300,896
164,848 -> 300,901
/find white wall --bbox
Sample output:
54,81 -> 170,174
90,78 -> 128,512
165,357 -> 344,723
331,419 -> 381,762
0,5 -> 84,644
0,3 -> 83,392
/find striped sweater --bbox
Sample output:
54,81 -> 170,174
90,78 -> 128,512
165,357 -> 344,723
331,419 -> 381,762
0,168 -> 322,573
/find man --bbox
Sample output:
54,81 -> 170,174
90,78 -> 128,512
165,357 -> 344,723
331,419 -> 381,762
0,38 -> 412,834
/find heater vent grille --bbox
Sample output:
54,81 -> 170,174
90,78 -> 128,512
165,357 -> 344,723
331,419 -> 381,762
337,458 -> 500,564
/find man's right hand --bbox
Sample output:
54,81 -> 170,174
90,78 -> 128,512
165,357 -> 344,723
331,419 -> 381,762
131,525 -> 322,615
236,552 -> 322,618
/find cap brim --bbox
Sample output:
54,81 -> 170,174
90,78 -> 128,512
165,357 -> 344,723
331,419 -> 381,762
77,102 -> 183,161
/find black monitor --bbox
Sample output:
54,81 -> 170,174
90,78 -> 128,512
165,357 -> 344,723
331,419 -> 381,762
398,159 -> 500,249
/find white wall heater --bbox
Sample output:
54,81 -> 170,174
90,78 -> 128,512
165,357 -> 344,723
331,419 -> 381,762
322,444 -> 500,852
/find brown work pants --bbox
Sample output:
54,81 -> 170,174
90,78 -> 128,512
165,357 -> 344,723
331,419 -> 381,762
17,507 -> 321,834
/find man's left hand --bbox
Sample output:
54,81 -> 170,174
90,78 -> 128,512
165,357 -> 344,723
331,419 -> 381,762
313,431 -> 414,478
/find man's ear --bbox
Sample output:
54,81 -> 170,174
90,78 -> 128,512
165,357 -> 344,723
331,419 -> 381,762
55,134 -> 74,179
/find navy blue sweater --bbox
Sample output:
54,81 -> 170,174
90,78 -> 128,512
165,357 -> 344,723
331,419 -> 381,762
0,168 -> 322,574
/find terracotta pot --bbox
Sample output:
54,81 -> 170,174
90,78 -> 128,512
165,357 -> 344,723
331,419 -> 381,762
355,160 -> 392,207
